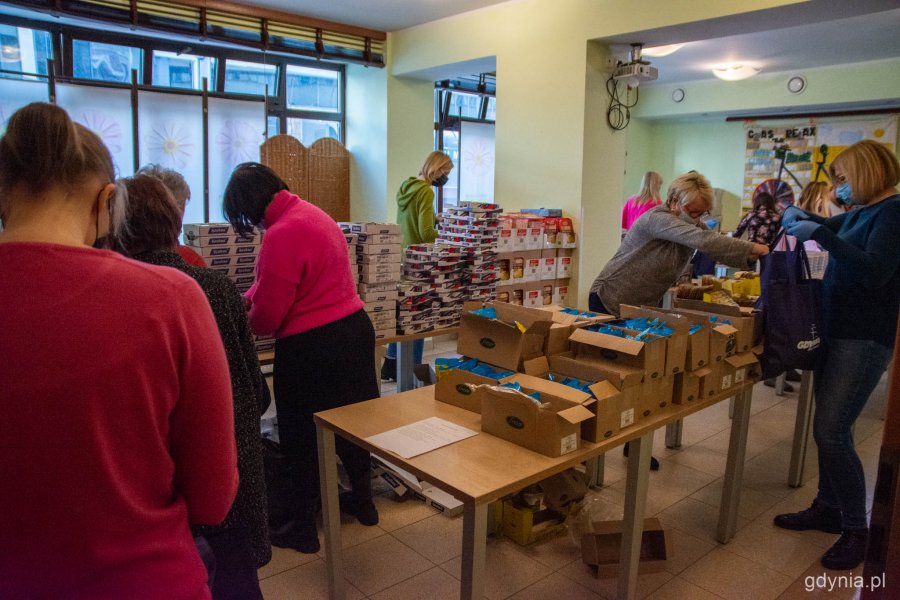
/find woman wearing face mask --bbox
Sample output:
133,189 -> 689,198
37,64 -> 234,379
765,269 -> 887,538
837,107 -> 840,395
589,171 -> 769,317
381,150 -> 454,382
0,103 -> 237,598
775,140 -> 900,571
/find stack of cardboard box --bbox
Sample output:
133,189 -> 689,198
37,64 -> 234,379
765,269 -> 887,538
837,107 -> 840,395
341,222 -> 402,340
183,223 -> 272,353
496,213 -> 575,307
436,202 -> 502,306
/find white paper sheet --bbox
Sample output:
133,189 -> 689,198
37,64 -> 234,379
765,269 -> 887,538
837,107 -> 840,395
365,417 -> 478,459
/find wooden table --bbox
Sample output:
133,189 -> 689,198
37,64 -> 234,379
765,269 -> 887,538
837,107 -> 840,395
258,326 -> 460,392
314,379 -> 756,600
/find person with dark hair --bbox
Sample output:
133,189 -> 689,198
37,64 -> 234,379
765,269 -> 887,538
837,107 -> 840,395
774,139 -> 900,570
733,191 -> 781,246
223,162 -> 380,554
116,174 -> 271,599
0,102 -> 237,598
137,163 -> 207,266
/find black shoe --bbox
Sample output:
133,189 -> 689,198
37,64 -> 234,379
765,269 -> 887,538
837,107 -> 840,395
763,378 -> 795,392
785,369 -> 802,382
339,491 -> 379,526
269,519 -> 320,554
774,500 -> 843,534
380,358 -> 396,382
821,529 -> 868,570
623,443 -> 660,471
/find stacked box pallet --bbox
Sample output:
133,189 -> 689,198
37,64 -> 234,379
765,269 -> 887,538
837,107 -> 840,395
436,201 -> 502,309
182,222 -> 272,353
400,244 -> 465,333
340,222 -> 402,339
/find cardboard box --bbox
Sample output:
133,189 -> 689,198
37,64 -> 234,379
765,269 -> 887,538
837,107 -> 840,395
364,299 -> 396,314
479,374 -> 595,457
540,249 -> 557,280
183,223 -> 233,238
359,262 -> 402,277
699,362 -> 723,399
513,228 -> 528,251
720,352 -> 760,391
457,302 -> 554,372
344,222 -> 402,235
567,326 -> 667,381
358,281 -> 396,294
411,484 -> 464,517
523,356 -> 629,442
637,375 -> 674,419
185,234 -> 259,247
552,281 -> 570,306
210,264 -> 257,278
434,367 -> 515,413
191,244 -> 258,257
654,308 -> 711,371
360,270 -> 402,284
498,227 -> 515,253
356,232 -> 401,245
619,305 -> 690,376
501,500 -> 567,546
359,252 -> 402,265
523,250 -> 543,282
356,243 -> 402,256
672,370 -> 702,404
556,249 -> 575,278
581,518 -> 670,578
674,298 -> 761,353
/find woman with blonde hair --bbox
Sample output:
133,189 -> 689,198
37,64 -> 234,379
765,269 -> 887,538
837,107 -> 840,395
621,170 -> 663,231
797,180 -> 831,217
381,150 -> 454,381
777,139 -> 900,570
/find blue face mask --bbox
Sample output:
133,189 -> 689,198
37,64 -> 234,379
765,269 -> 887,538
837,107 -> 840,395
835,182 -> 854,206
433,174 -> 449,187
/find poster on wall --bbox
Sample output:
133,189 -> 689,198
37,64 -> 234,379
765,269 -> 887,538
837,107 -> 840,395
812,117 -> 898,181
0,78 -> 49,134
138,91 -> 204,226
459,121 -> 496,203
207,96 -> 266,223
743,123 -> 816,210
56,83 -> 135,176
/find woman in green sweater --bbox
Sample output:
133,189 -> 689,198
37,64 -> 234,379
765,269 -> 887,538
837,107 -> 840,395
381,151 -> 454,381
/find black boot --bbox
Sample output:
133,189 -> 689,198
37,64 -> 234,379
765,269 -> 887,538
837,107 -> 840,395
380,358 -> 397,382
821,529 -> 868,570
623,442 -> 661,471
774,499 -> 843,534
269,514 -> 320,554
340,474 -> 379,526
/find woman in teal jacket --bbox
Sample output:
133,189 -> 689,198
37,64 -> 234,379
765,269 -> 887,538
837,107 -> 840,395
381,151 -> 454,381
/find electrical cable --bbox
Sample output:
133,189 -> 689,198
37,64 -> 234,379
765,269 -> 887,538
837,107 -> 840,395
606,74 -> 639,130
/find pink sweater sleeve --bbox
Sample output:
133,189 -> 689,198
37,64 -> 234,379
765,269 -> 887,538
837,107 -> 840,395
168,278 -> 238,525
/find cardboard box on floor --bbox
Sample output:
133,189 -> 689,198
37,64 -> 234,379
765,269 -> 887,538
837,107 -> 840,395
457,301 -> 555,371
501,499 -> 567,546
673,298 -> 761,354
581,517 -> 670,578
479,374 -> 595,458
619,305 -> 690,376
523,356 -> 630,442
566,326 -> 667,381
434,367 -> 516,413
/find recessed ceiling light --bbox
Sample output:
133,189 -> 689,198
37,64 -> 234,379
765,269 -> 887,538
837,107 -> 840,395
642,44 -> 684,57
712,64 -> 759,81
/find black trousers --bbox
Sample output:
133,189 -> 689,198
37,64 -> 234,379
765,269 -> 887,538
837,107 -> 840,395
588,292 -> 608,314
273,309 -> 380,516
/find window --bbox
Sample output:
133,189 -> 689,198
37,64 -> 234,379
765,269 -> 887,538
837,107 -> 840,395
440,130 -> 460,207
224,59 -> 277,96
73,40 -> 142,83
0,26 -> 52,78
152,51 -> 217,90
286,118 -> 341,146
267,115 -> 280,136
285,64 -> 339,112
485,97 -> 496,121
449,92 -> 481,119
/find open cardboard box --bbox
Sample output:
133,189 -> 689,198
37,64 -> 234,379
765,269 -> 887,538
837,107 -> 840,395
567,326 -> 666,381
523,356 -> 630,442
619,305 -> 690,376
581,517 -> 670,578
653,307 -> 713,370
479,374 -> 595,457
457,301 -> 554,371
501,499 -> 567,546
674,298 -> 761,354
672,370 -> 704,404
435,364 -> 516,413
720,351 -> 760,391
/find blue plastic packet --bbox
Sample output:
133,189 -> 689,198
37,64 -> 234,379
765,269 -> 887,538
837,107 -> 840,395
469,306 -> 497,319
689,325 -> 704,335
500,382 -> 542,403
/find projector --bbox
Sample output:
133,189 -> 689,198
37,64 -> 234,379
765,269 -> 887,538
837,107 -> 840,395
614,62 -> 658,83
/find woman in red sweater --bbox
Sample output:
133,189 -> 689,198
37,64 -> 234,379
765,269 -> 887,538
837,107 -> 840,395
224,162 -> 380,554
0,103 -> 238,598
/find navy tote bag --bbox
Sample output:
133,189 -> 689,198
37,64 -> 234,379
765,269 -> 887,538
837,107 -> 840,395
756,229 -> 823,378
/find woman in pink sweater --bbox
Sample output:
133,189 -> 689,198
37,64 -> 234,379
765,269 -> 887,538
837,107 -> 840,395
224,163 -> 380,554
621,171 -> 663,231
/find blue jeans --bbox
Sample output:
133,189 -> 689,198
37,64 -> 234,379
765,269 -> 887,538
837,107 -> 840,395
385,339 -> 425,364
814,338 -> 892,530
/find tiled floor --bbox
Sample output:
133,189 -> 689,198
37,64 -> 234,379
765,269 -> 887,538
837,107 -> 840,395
259,335 -> 888,599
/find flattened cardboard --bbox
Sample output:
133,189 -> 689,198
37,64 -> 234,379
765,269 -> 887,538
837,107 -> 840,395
457,302 -> 554,372
581,518 -> 670,578
568,327 -> 665,380
479,383 -> 594,458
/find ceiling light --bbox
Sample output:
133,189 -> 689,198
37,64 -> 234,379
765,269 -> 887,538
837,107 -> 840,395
712,64 -> 759,81
641,44 -> 684,58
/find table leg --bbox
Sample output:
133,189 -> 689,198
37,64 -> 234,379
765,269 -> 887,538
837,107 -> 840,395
317,424 -> 345,600
460,502 -> 487,600
618,432 -> 652,600
788,371 -> 815,487
665,420 -> 683,449
717,388 -> 752,543
775,372 -> 786,396
586,454 -> 605,488
396,339 -> 416,392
